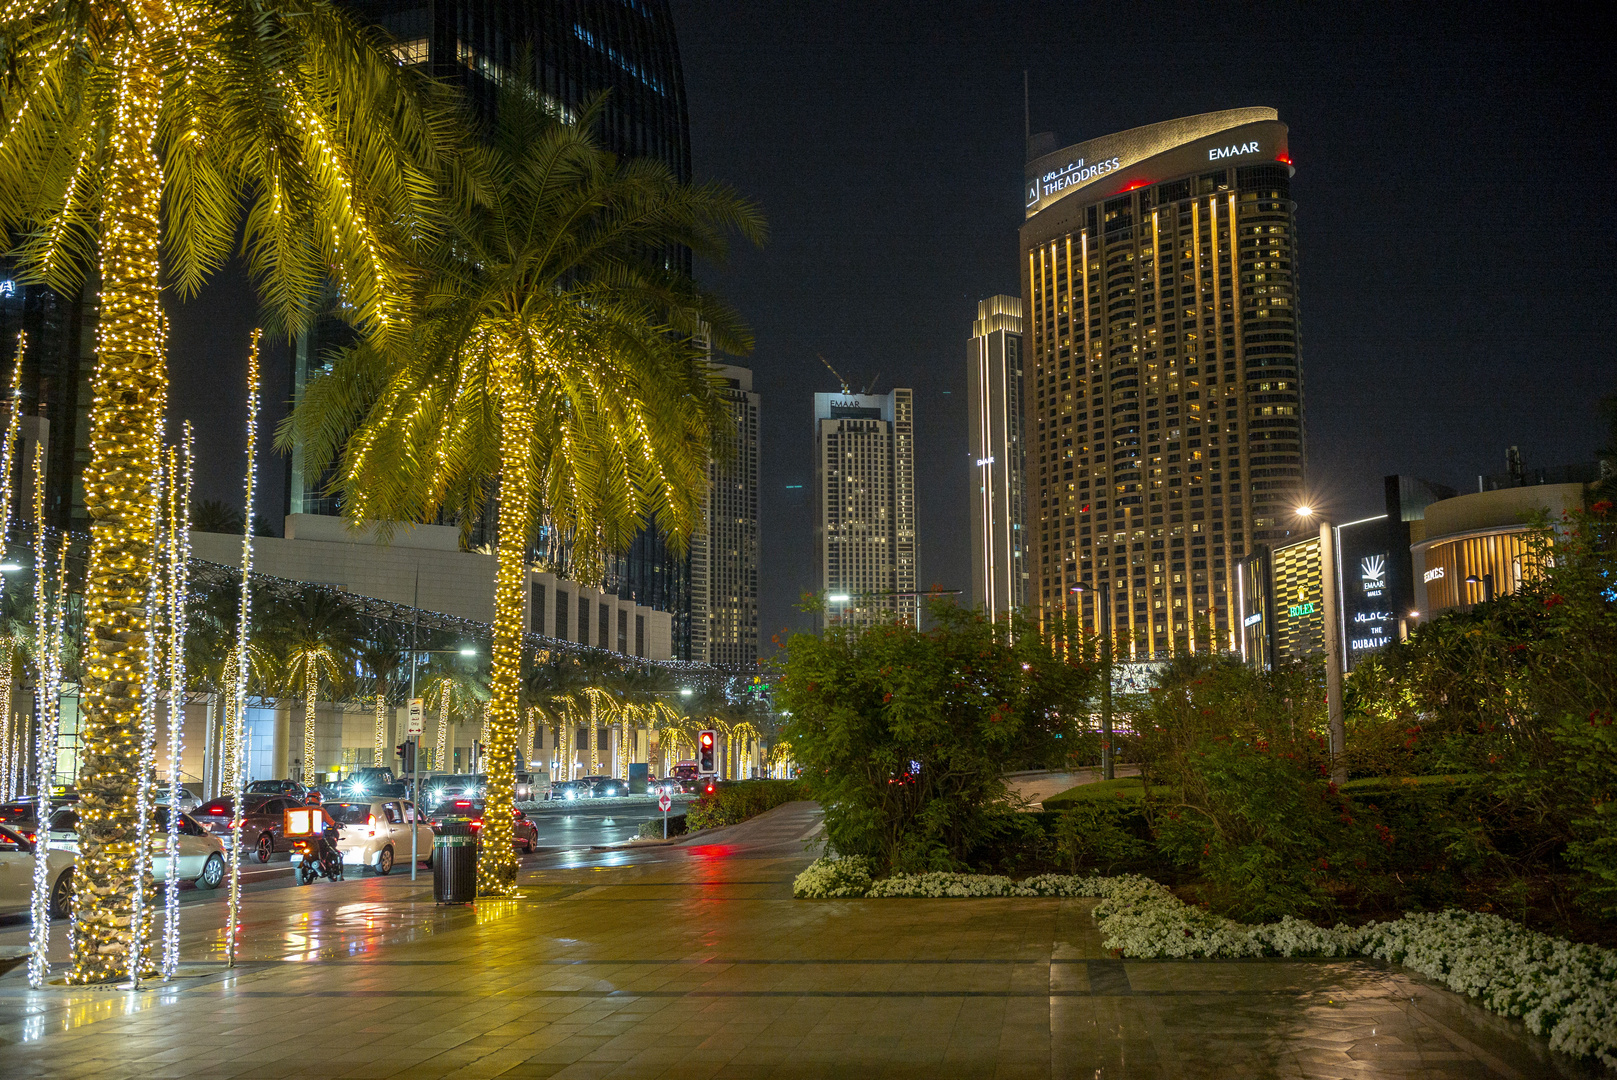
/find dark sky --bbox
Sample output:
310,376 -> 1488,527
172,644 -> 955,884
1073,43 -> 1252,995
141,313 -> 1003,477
168,1 -> 1616,654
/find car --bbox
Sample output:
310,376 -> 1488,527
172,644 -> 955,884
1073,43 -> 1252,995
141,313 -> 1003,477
430,799 -> 539,853
245,779 -> 311,799
421,774 -> 484,807
153,783 -> 202,814
548,780 -> 587,801
651,778 -> 691,797
193,793 -> 298,862
316,799 -> 435,875
579,775 -> 627,799
48,807 -> 227,890
0,823 -> 75,919
0,795 -> 81,845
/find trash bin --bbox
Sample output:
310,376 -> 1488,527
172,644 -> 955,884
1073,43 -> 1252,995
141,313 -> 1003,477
433,822 -> 477,904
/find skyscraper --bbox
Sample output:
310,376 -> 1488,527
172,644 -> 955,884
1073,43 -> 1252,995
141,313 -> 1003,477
1020,108 -> 1305,657
690,364 -> 759,667
813,389 -> 916,629
967,295 -> 1027,619
288,0 -> 699,655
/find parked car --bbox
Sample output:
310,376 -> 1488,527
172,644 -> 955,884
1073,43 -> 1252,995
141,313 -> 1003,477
245,779 -> 311,799
430,799 -> 538,853
193,793 -> 297,862
580,775 -> 627,799
0,823 -> 75,919
316,798 -> 434,876
48,807 -> 226,890
153,784 -> 202,814
0,795 -> 81,845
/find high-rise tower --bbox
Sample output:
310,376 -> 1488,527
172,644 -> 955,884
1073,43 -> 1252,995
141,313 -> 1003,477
690,364 -> 759,667
967,295 -> 1026,619
1020,108 -> 1304,657
813,389 -> 917,629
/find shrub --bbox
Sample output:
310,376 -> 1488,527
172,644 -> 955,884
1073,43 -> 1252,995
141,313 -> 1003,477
1051,799 -> 1150,875
638,813 -> 686,839
684,779 -> 802,831
792,855 -> 873,898
779,604 -> 1100,873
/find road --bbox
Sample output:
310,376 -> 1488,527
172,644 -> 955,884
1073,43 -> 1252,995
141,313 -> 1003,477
0,793 -> 694,930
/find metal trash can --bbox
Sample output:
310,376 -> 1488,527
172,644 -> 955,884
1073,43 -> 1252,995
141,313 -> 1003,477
433,822 -> 477,904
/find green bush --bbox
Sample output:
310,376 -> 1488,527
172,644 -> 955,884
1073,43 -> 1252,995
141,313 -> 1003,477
684,779 -> 803,831
779,604 -> 1100,873
1051,799 -> 1150,875
1040,777 -> 1146,808
638,813 -> 686,839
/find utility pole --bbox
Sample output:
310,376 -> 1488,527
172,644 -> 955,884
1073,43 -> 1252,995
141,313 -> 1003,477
1317,520 -> 1347,785
1099,584 -> 1114,782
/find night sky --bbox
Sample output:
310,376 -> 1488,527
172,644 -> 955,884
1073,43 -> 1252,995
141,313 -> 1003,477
168,1 -> 1616,654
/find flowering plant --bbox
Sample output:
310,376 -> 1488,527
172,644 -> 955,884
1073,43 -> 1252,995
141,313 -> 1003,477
792,858 -> 1617,1069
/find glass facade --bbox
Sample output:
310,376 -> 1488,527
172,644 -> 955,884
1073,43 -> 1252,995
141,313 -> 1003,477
1021,111 -> 1305,658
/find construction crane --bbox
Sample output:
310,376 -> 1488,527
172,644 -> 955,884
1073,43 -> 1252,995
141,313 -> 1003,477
818,354 -> 879,396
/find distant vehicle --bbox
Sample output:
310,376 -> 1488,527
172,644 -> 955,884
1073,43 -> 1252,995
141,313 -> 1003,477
651,777 -> 691,797
245,779 -> 311,799
0,823 -> 74,919
430,799 -> 538,853
548,780 -> 586,801
423,774 -> 482,806
0,797 -> 78,845
667,763 -> 700,785
194,793 -> 297,862
317,799 -> 434,876
579,775 -> 627,799
49,807 -> 226,890
153,784 -> 202,814
345,768 -> 398,797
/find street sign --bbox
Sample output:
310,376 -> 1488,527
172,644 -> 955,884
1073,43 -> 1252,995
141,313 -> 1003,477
658,792 -> 672,813
407,698 -> 424,737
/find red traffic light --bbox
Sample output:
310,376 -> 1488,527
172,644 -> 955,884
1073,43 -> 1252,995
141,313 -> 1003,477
701,732 -> 714,747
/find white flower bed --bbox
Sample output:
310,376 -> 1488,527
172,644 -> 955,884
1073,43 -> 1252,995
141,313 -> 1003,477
792,858 -> 1617,1069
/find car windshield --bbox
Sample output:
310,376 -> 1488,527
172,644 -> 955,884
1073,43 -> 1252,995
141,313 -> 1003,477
0,802 -> 36,823
323,803 -> 373,825
434,800 -> 483,817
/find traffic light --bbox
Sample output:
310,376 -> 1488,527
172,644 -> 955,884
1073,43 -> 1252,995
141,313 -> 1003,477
395,741 -> 415,773
698,729 -> 717,775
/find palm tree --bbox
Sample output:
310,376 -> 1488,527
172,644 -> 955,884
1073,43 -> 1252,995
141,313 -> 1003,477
285,86 -> 763,892
0,0 -> 455,981
356,632 -> 408,771
423,661 -> 485,774
271,589 -> 360,781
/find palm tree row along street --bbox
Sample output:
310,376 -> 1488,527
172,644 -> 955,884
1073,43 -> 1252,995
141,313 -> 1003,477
0,0 -> 763,983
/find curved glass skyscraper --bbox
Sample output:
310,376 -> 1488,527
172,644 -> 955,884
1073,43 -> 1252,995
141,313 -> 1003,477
1020,108 -> 1305,658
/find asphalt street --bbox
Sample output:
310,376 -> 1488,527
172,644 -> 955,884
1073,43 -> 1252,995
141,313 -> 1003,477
0,793 -> 694,929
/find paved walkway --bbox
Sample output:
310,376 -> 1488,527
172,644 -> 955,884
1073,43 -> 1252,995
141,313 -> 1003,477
0,801 -> 1599,1079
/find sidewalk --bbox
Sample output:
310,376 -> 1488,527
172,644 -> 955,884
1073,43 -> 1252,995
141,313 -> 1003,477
0,800 -> 1597,1079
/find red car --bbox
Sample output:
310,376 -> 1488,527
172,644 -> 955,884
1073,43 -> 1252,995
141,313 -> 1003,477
430,799 -> 538,853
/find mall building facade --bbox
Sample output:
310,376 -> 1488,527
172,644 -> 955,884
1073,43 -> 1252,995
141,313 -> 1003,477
1020,109 -> 1306,657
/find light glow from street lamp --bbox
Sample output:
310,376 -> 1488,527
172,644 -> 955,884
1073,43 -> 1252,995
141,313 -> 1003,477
458,647 -> 477,656
1295,505 -> 1314,518
828,593 -> 849,603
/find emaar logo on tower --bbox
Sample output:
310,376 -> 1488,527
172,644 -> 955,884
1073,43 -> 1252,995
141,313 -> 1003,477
1209,141 -> 1261,161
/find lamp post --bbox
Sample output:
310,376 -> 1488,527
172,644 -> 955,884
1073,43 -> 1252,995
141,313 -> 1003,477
406,642 -> 477,881
1071,583 -> 1114,781
1296,506 -> 1346,785
1463,573 -> 1494,604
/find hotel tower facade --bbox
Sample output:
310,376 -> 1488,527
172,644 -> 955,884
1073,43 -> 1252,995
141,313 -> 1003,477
1020,108 -> 1305,657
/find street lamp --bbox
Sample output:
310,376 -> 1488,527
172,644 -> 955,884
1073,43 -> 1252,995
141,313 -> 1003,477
0,562 -> 21,572
1070,583 -> 1114,781
1296,505 -> 1346,784
1463,573 -> 1494,604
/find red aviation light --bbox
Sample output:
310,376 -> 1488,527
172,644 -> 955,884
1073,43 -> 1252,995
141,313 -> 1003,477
1276,153 -> 1293,165
1120,179 -> 1151,192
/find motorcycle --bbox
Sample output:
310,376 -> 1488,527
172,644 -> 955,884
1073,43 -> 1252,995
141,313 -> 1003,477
292,820 -> 344,884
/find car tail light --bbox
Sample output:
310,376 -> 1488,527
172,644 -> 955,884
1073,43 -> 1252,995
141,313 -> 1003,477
469,818 -> 483,832
366,814 -> 377,838
208,806 -> 225,814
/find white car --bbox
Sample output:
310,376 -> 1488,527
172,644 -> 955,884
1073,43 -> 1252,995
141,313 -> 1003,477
49,807 -> 227,891
0,823 -> 76,919
154,784 -> 202,815
317,799 -> 435,876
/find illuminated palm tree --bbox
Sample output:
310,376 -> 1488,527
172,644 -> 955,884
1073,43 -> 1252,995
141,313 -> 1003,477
272,589 -> 360,781
286,86 -> 763,893
0,0 -> 454,981
422,661 -> 485,774
357,632 -> 408,771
